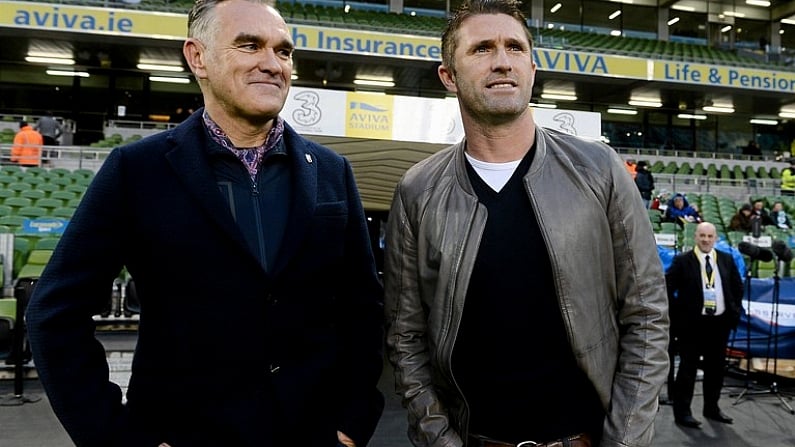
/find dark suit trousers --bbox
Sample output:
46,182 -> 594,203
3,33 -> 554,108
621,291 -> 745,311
673,313 -> 733,417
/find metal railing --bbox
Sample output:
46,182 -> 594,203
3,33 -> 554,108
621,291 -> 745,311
0,145 -> 111,172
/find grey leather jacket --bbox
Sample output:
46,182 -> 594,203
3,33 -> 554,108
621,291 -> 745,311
384,126 -> 669,447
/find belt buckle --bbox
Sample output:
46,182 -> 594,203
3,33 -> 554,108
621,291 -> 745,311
517,442 -> 539,447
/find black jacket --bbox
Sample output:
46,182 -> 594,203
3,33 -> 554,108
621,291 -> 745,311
26,110 -> 385,447
665,248 -> 744,331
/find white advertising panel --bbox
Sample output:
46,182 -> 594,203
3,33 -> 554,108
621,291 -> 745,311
283,87 -> 347,136
393,96 -> 463,144
532,108 -> 602,140
282,86 -> 601,144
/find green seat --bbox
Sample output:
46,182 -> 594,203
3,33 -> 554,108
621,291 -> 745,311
34,198 -> 63,210
47,168 -> 70,177
12,236 -> 31,277
72,168 -> 95,179
64,184 -> 87,195
19,189 -> 46,201
1,166 -> 23,176
17,262 -> 46,279
17,249 -> 53,279
50,190 -> 77,202
0,190 -> 14,202
5,182 -> 32,194
16,206 -> 48,219
4,196 -> 32,211
0,214 -> 26,228
0,174 -> 16,185
73,178 -> 92,188
33,237 -> 60,250
37,183 -> 59,196
50,207 -> 75,219
24,167 -> 47,176
756,259 -> 777,278
50,177 -> 73,189
20,176 -> 45,186
0,298 -> 15,322
0,205 -> 12,216
26,249 -> 53,265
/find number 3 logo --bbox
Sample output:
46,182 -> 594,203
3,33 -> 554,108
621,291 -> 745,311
292,91 -> 322,126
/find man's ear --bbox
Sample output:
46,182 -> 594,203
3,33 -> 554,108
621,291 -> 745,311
437,64 -> 457,93
183,38 -> 208,80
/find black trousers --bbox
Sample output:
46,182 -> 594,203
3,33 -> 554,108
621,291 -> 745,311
673,314 -> 733,418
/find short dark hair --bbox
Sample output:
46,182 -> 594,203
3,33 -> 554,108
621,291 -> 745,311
19,121 -> 27,128
440,0 -> 533,73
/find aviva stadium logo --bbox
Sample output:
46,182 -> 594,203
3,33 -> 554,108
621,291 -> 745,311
349,102 -> 388,112
345,94 -> 393,139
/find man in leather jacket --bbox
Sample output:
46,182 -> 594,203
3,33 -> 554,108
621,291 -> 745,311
383,1 -> 669,446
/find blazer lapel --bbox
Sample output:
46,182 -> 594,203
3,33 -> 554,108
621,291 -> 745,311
164,118 -> 251,257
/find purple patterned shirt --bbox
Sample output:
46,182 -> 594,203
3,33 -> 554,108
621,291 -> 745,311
202,110 -> 285,181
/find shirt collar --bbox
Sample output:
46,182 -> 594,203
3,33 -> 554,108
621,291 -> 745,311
201,111 -> 285,180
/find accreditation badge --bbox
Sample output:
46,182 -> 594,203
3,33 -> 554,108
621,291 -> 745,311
703,288 -> 717,315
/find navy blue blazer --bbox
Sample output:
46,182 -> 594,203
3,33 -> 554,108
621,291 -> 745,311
665,248 -> 744,330
26,111 -> 385,446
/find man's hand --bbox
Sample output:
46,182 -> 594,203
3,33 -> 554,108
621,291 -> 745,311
338,431 -> 356,447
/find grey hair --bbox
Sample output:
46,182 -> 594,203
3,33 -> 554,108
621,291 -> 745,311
187,0 -> 276,42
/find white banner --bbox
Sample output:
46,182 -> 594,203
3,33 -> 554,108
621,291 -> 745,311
282,87 -> 601,144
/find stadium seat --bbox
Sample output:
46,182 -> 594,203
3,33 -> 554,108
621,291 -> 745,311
756,259 -> 777,278
0,175 -> 16,186
64,184 -> 87,195
19,190 -> 46,201
23,167 -> 46,176
50,207 -> 75,219
1,166 -> 23,176
17,249 -> 53,279
72,168 -> 95,179
50,191 -> 77,202
50,177 -> 72,189
20,176 -> 45,187
33,237 -> 60,251
16,206 -> 48,219
33,198 -> 63,211
48,168 -> 70,177
4,197 -> 32,212
12,236 -> 32,278
37,183 -> 59,196
5,182 -> 32,195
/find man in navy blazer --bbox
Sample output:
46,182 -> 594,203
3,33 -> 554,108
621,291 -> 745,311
25,1 -> 384,446
665,222 -> 743,429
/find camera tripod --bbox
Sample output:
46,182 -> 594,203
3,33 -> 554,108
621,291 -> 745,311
731,264 -> 795,414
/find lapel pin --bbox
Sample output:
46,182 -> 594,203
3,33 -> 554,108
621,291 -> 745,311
305,154 -> 313,163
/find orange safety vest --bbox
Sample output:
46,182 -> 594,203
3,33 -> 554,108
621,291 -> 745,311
624,161 -> 637,179
11,125 -> 43,166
